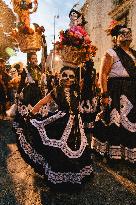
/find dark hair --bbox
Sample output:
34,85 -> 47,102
14,63 -> 20,71
27,52 -> 37,61
110,24 -> 127,37
60,66 -> 76,74
69,9 -> 81,18
81,15 -> 87,26
69,9 -> 87,26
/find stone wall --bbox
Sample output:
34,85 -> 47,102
83,0 -> 136,71
131,0 -> 136,49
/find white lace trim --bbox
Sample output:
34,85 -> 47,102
31,114 -> 88,159
18,103 -> 32,117
17,101 -> 50,118
91,136 -> 107,156
91,136 -> 136,163
13,122 -> 93,184
109,146 -> 122,159
110,108 -> 120,127
124,147 -> 136,163
110,95 -> 136,132
79,97 -> 98,113
120,95 -> 136,132
44,163 -> 93,184
13,122 -> 45,165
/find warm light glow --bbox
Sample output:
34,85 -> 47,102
54,55 -> 60,61
30,23 -> 35,32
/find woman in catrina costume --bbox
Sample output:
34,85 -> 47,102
13,65 -> 94,192
91,21 -> 136,165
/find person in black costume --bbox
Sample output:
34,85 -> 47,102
91,22 -> 136,164
18,52 -> 42,106
13,65 -> 94,192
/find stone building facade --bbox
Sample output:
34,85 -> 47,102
82,0 -> 136,71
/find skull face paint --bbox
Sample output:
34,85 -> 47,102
118,28 -> 132,42
60,69 -> 75,87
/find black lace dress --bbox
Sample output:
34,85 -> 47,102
91,46 -> 136,164
13,85 -> 94,192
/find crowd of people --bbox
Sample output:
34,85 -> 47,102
0,58 -> 23,119
0,53 -> 63,119
0,2 -> 136,198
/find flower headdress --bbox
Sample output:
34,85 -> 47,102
69,2 -> 83,17
106,20 -> 122,36
56,4 -> 97,67
55,29 -> 97,67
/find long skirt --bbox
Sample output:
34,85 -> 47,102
13,101 -> 94,192
91,77 -> 136,163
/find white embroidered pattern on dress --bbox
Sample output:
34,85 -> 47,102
44,163 -> 93,184
91,136 -> 136,163
13,122 -> 93,184
31,114 -> 88,158
120,95 -> 136,132
109,95 -> 136,132
124,147 -> 136,163
80,97 -> 98,113
109,146 -> 122,159
17,101 -> 50,118
91,136 -> 107,156
110,108 -> 120,127
13,122 -> 45,165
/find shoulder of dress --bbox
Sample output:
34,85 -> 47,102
105,48 -> 118,59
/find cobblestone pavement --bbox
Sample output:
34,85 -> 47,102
0,119 -> 136,205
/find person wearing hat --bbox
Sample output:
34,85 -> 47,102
69,3 -> 87,27
91,21 -> 136,165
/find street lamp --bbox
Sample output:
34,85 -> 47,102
54,14 -> 59,46
52,14 -> 59,71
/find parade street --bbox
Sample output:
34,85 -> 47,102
0,119 -> 136,205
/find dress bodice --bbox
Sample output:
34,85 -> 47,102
107,48 -> 129,78
51,86 -> 79,114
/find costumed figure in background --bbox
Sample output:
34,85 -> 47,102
8,53 -> 42,118
9,0 -> 45,117
13,4 -> 97,192
11,0 -> 38,34
69,3 -> 99,137
11,0 -> 44,55
17,52 -> 42,107
6,62 -> 24,117
91,21 -> 136,164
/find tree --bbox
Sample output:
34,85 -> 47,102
0,0 -> 16,59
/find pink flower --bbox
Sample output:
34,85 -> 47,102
69,26 -> 88,38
